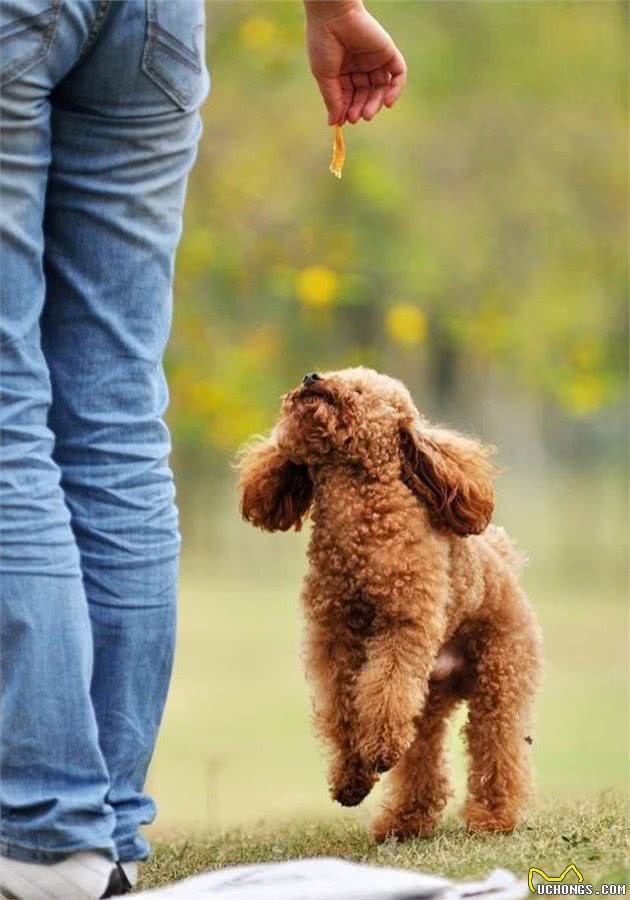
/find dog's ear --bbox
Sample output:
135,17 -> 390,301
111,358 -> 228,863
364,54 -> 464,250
237,436 -> 313,532
399,421 -> 496,536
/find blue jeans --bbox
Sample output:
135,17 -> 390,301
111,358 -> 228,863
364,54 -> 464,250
0,0 -> 208,864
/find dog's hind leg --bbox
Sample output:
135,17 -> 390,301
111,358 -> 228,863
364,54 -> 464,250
463,583 -> 541,832
372,685 -> 460,843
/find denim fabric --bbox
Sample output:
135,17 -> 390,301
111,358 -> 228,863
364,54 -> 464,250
0,0 -> 209,864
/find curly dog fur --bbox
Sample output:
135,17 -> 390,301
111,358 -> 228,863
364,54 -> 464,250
238,367 -> 542,841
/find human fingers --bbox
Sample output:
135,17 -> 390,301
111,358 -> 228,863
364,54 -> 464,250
383,46 -> 407,108
347,71 -> 370,124
317,76 -> 346,125
361,83 -> 385,121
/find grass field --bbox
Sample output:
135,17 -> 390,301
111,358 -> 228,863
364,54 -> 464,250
141,465 -> 628,888
140,796 -> 628,891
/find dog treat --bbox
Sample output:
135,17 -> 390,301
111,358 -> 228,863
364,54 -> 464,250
329,125 -> 345,179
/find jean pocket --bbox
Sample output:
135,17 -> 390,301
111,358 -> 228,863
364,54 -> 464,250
0,0 -> 60,87
141,0 -> 208,111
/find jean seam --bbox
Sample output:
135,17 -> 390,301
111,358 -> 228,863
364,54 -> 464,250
141,1 -> 206,111
0,6 -> 53,43
147,23 -> 201,72
142,54 -> 193,108
73,0 -> 112,66
0,0 -> 61,87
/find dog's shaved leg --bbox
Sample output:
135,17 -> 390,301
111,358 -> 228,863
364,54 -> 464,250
372,686 -> 460,843
463,582 -> 541,832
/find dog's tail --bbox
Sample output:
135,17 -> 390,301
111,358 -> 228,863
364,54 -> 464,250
485,525 -> 527,574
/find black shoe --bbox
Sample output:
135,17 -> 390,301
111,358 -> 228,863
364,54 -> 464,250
101,863 -> 134,897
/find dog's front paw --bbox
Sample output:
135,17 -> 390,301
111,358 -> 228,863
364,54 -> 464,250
333,780 -> 373,808
371,750 -> 400,775
329,758 -> 377,808
360,722 -> 416,775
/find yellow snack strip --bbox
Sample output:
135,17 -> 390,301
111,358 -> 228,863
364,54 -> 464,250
329,125 -> 345,179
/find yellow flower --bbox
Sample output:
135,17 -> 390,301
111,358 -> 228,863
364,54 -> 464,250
385,304 -> 427,345
239,16 -> 276,50
295,266 -> 339,308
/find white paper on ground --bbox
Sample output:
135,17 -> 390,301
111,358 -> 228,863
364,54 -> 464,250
140,857 -> 528,900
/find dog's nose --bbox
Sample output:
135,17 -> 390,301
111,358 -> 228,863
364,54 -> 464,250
302,372 -> 321,387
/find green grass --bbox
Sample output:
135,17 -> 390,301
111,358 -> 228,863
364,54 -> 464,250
140,795 -> 628,891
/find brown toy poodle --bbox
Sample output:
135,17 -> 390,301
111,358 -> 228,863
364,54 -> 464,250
238,367 -> 542,841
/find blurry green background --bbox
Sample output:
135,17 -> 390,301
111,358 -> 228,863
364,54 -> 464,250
147,1 -> 628,834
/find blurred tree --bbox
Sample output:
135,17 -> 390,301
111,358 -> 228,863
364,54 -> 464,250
167,1 -> 627,460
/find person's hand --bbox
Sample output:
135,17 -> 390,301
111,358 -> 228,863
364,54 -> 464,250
304,0 -> 407,125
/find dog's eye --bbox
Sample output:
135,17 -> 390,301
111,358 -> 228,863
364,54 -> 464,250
353,387 -> 364,396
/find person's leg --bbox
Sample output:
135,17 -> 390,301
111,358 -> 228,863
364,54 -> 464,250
40,0 -> 208,864
0,0 -> 117,865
